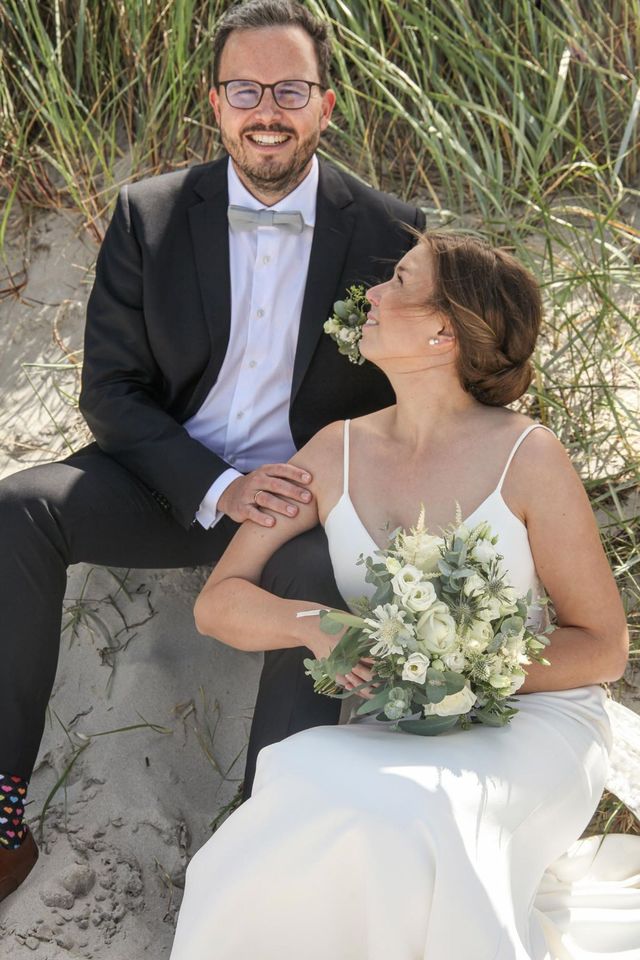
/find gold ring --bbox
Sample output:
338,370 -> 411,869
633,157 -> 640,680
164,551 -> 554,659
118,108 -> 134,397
253,489 -> 264,505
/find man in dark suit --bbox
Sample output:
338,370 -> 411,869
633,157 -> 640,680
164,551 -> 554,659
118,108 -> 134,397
0,0 -> 424,899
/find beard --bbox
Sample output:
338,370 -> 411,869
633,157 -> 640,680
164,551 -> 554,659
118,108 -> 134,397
220,123 -> 321,198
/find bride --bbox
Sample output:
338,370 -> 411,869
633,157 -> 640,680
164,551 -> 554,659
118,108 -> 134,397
169,232 -> 635,959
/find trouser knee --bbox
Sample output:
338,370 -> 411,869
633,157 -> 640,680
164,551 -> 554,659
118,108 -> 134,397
261,525 -> 339,602
0,466 -> 69,560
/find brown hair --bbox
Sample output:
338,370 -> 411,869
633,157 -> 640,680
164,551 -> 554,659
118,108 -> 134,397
212,0 -> 333,89
419,232 -> 542,406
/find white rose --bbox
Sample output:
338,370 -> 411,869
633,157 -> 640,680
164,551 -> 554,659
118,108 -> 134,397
471,540 -> 497,565
402,652 -> 430,684
442,649 -> 466,672
403,580 -> 438,613
415,602 -> 457,655
463,573 -> 485,597
385,556 -> 402,576
391,564 -> 424,597
397,533 -> 443,574
463,620 -> 493,652
423,683 -> 477,717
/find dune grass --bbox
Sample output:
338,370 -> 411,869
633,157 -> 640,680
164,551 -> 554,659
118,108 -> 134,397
1,0 -> 638,834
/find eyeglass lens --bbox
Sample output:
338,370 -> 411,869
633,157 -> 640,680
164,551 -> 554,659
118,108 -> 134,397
224,80 -> 313,109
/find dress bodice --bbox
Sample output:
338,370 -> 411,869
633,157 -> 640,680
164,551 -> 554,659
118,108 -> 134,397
324,419 -> 553,630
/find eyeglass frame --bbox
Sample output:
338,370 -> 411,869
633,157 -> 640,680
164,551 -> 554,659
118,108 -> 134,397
218,79 -> 325,110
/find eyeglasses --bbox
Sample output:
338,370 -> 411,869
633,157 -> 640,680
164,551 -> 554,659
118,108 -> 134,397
219,79 -> 323,110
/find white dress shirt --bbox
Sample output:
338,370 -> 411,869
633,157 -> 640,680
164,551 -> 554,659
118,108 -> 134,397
184,156 -> 318,528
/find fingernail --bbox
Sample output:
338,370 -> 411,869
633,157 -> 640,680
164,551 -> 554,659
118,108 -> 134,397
287,505 -> 296,515
302,492 -> 312,502
302,473 -> 311,482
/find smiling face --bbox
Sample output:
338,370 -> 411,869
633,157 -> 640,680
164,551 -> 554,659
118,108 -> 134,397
209,26 -> 336,203
360,244 -> 456,369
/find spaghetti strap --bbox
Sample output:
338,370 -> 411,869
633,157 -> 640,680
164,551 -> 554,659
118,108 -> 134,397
342,419 -> 351,496
496,423 -> 555,492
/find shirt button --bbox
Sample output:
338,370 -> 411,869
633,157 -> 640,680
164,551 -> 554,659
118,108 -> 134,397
249,360 -> 257,368
257,308 -> 265,318
262,255 -> 271,265
236,411 -> 244,420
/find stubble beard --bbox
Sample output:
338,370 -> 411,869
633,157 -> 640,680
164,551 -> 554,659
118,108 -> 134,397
221,126 -> 320,200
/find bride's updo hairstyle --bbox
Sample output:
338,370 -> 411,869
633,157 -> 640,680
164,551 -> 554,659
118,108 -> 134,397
420,232 -> 542,406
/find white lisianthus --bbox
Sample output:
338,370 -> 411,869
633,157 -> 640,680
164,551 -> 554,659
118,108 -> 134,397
473,521 -> 493,540
499,586 -> 519,615
423,683 -> 477,717
415,602 -> 457,655
385,556 -> 402,576
391,564 -> 424,597
453,523 -> 470,543
471,540 -> 497,565
402,652 -> 430,684
403,580 -> 438,613
442,649 -> 466,672
463,619 -> 493,652
364,604 -> 414,657
487,656 -> 513,692
463,573 -> 485,597
508,672 -> 526,694
477,597 -> 502,622
397,533 -> 443,574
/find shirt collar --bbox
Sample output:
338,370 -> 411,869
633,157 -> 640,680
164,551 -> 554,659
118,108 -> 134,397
227,155 -> 318,228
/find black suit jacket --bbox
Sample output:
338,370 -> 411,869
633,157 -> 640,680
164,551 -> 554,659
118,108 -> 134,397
80,156 -> 425,528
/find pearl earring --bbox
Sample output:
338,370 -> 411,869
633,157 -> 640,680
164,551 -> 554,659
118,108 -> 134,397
428,337 -> 440,346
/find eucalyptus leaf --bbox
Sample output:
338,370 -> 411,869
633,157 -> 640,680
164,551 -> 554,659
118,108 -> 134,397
425,683 -> 447,704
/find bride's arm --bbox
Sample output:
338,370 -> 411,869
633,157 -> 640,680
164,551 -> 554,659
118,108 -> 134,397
505,428 -> 628,691
193,423 -> 343,660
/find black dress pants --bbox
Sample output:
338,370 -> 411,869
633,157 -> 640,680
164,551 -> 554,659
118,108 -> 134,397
0,443 -> 343,795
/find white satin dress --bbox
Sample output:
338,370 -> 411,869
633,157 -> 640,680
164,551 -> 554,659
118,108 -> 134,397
170,422 -> 640,960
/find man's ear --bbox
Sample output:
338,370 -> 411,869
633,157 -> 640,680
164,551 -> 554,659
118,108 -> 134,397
319,88 -> 337,132
209,87 -> 222,126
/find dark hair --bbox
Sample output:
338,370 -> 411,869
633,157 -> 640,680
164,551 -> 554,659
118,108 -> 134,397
212,0 -> 333,89
419,232 -> 542,406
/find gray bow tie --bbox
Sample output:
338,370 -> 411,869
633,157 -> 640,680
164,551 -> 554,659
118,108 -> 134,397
227,204 -> 305,235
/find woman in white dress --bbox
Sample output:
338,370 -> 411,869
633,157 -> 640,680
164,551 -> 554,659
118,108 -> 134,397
170,233 -> 637,959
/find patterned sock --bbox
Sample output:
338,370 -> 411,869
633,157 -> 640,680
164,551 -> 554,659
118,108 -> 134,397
0,772 -> 28,850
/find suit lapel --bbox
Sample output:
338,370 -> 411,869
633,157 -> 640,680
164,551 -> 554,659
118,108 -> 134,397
291,160 -> 356,404
187,158 -> 232,408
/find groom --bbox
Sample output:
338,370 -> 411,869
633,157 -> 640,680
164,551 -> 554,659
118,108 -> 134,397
0,0 -> 423,899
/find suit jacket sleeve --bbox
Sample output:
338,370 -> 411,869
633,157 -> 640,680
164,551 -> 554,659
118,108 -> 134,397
79,186 -> 230,529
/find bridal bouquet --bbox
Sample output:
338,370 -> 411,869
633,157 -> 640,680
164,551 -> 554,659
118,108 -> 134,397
303,509 -> 550,735
323,284 -> 368,365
